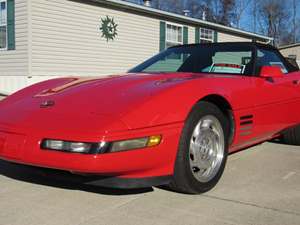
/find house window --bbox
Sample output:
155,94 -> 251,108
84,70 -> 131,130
0,0 -> 7,49
166,23 -> 183,48
199,28 -> 214,43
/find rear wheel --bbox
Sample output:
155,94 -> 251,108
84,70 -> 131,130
169,101 -> 229,194
282,125 -> 300,145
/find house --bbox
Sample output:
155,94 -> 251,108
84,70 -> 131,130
0,0 -> 273,94
279,43 -> 300,67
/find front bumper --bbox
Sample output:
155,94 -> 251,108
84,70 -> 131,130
1,160 -> 172,189
0,122 -> 183,179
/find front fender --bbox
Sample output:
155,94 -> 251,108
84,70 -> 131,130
120,80 -> 232,129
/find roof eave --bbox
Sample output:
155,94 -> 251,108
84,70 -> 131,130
279,43 -> 300,50
90,0 -> 273,43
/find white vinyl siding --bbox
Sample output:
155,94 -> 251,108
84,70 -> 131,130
218,31 -> 251,42
188,26 -> 194,44
280,46 -> 300,59
30,0 -> 159,77
0,0 -> 28,94
280,46 -> 300,67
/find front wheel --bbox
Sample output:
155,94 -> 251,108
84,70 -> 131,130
169,101 -> 229,194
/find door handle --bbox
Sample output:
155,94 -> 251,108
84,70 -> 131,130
292,80 -> 300,85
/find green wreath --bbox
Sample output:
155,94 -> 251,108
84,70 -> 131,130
100,16 -> 118,42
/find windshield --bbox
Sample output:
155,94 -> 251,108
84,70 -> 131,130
129,44 -> 254,75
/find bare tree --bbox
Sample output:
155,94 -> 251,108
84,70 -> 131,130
219,0 -> 236,26
258,0 -> 290,46
122,0 -> 256,34
188,0 -> 206,19
154,0 -> 184,14
293,0 -> 297,43
297,20 -> 300,43
184,0 -> 216,21
233,0 -> 251,28
197,0 -> 237,26
252,0 -> 257,32
154,0 -> 238,26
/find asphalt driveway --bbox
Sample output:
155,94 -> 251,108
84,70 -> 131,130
0,142 -> 299,225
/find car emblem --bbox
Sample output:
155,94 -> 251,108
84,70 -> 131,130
40,100 -> 55,108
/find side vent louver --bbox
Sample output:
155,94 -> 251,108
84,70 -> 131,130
240,115 -> 253,136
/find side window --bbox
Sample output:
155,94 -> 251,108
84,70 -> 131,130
256,49 -> 288,74
143,52 -> 191,73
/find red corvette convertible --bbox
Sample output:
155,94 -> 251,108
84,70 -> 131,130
0,42 -> 299,194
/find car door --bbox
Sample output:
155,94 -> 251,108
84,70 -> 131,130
251,47 -> 300,139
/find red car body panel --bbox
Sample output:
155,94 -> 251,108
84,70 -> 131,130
0,46 -> 300,183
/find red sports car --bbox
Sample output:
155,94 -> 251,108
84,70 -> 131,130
0,42 -> 299,194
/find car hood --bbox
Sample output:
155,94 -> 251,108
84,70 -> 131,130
0,73 -> 220,133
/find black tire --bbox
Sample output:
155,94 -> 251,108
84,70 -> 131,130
169,101 -> 229,194
282,125 -> 300,145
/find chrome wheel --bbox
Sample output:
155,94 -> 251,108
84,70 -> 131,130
189,115 -> 225,183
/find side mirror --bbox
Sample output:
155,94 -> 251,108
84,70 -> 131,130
260,66 -> 284,78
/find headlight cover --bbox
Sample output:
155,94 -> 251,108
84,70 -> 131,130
41,135 -> 162,154
41,139 -> 108,154
107,135 -> 162,153
110,137 -> 148,153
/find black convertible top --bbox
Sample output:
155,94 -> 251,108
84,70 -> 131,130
170,41 -> 276,50
170,42 -> 299,72
130,41 -> 299,74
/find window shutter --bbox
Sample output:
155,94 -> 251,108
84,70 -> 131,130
183,26 -> 188,44
7,0 -> 15,50
195,27 -> 200,43
214,30 -> 218,43
159,21 -> 166,52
